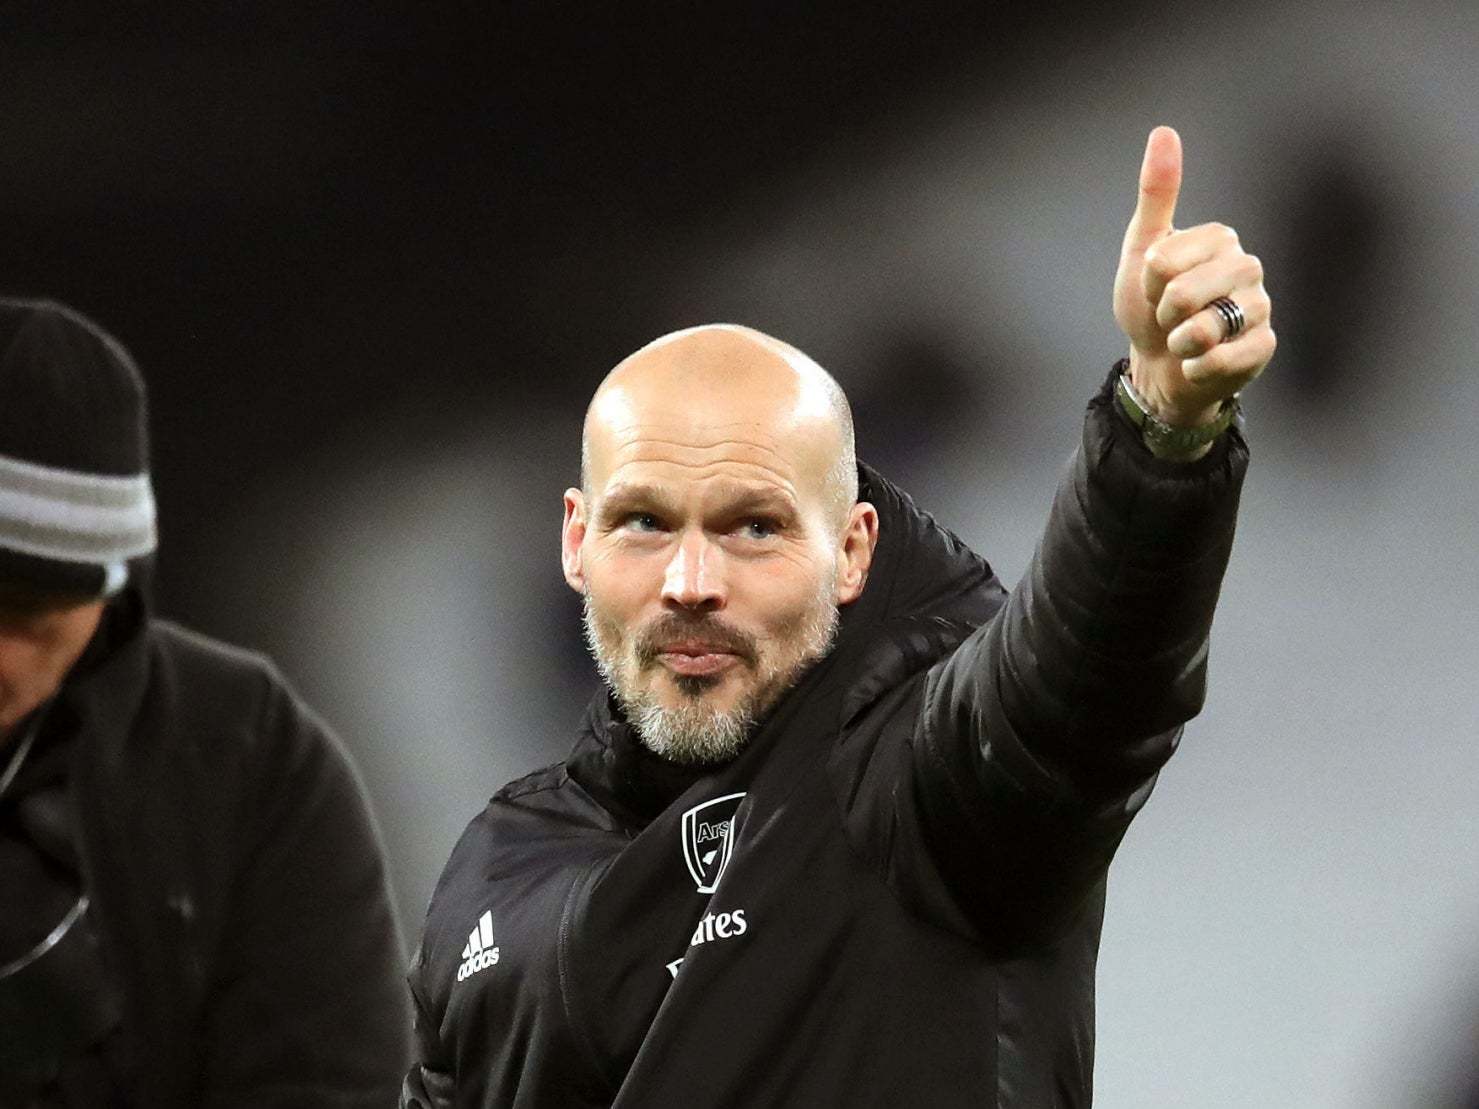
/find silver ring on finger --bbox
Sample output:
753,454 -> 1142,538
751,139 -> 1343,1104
1208,296 -> 1245,343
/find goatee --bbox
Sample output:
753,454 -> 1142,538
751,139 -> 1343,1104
581,590 -> 839,765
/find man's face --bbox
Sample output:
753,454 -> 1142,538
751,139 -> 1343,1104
562,327 -> 876,764
576,479 -> 843,763
0,589 -> 105,738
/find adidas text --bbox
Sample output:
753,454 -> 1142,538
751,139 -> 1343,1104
457,910 -> 501,981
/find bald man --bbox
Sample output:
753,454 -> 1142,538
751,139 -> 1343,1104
403,126 -> 1272,1107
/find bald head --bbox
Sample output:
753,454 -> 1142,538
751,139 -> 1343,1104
565,325 -> 878,763
581,324 -> 857,527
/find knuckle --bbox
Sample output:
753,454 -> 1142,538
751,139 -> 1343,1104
1214,221 -> 1240,246
1189,348 -> 1223,378
1242,253 -> 1264,281
1164,278 -> 1197,315
1144,247 -> 1176,280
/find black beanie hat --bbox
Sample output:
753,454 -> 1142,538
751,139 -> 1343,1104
0,298 -> 156,599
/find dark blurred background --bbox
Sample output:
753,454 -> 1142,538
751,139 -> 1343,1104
6,3 -> 1477,1105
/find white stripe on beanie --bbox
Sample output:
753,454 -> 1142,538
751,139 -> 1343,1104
0,451 -> 156,566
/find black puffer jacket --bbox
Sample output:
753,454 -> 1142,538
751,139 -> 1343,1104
403,371 -> 1248,1107
2,593 -> 411,1106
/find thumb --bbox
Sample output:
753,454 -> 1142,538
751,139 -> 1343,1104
1122,125 -> 1182,253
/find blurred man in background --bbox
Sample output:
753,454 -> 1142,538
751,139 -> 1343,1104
404,126 -> 1273,1106
0,298 -> 409,1106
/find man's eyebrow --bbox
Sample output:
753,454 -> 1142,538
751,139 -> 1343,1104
593,484 -> 680,520
593,482 -> 799,521
710,485 -> 798,518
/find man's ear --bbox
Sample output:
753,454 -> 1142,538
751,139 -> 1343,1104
561,489 -> 588,593
834,501 -> 878,606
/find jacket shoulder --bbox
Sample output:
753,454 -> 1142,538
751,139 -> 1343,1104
146,618 -> 283,683
433,760 -> 613,894
411,760 -> 616,1006
493,759 -> 576,806
138,619 -> 343,778
144,619 -> 285,715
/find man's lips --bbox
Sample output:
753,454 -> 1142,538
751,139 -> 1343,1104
655,642 -> 742,677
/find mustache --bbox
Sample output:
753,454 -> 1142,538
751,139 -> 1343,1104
633,613 -> 758,668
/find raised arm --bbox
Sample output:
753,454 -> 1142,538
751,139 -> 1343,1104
913,127 -> 1271,950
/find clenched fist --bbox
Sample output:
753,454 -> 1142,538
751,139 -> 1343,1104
1113,126 -> 1275,430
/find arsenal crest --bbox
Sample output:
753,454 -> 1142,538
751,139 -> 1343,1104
680,792 -> 746,894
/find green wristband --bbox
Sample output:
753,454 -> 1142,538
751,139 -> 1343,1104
1114,373 -> 1239,460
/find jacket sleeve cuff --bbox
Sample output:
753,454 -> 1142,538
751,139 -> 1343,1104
1084,360 -> 1249,557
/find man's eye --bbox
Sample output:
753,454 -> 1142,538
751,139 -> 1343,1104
739,518 -> 779,539
622,512 -> 662,532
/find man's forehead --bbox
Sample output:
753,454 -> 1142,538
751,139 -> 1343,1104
588,373 -> 809,436
586,408 -> 829,494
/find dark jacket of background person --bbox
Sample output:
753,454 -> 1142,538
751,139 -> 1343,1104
400,371 -> 1248,1107
0,296 -> 411,1105
1,583 -> 413,1107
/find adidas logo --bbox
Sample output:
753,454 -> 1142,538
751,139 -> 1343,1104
456,910 -> 500,982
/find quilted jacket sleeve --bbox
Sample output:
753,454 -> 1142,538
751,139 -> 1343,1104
913,368 -> 1248,950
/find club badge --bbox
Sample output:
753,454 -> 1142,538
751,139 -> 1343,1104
680,792 -> 746,894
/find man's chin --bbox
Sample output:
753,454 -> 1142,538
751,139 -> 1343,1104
620,679 -> 756,766
648,672 -> 742,714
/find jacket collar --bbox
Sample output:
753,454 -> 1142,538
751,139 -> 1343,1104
45,590 -> 151,763
567,694 -> 712,826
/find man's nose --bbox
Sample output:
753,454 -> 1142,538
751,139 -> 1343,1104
660,530 -> 725,611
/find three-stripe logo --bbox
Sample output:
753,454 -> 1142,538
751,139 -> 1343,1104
456,910 -> 500,981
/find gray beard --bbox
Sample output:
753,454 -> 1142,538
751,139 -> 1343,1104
581,592 -> 839,766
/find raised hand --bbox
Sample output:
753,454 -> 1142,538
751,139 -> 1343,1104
1113,126 -> 1275,428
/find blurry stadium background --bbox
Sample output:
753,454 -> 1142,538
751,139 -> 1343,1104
5,4 -> 1477,1104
